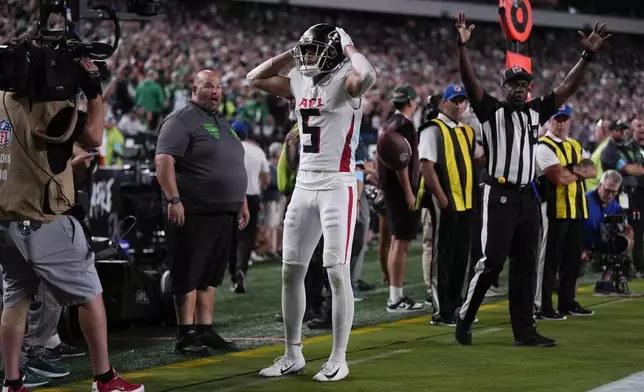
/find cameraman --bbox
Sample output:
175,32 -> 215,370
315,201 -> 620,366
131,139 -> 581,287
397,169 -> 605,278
583,170 -> 634,284
600,120 -> 644,276
0,59 -> 142,392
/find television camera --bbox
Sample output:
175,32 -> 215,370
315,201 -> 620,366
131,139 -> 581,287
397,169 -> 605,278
598,214 -> 631,294
0,0 -> 162,102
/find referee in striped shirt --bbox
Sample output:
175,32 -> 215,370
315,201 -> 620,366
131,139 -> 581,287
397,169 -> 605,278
453,13 -> 611,347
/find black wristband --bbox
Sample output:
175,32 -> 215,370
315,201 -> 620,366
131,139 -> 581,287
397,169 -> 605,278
581,49 -> 596,62
457,40 -> 466,47
78,71 -> 103,100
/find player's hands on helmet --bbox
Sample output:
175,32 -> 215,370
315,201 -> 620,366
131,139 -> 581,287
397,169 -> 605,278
455,12 -> 475,45
578,21 -> 611,53
335,27 -> 354,54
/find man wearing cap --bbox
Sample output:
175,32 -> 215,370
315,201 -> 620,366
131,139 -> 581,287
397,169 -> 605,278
454,12 -> 610,347
378,84 -> 424,312
535,104 -> 596,320
601,119 -> 644,275
417,84 -> 484,326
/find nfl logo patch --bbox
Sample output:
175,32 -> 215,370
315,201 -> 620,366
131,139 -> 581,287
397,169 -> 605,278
454,85 -> 462,92
512,66 -> 522,73
559,104 -> 566,110
0,119 -> 12,147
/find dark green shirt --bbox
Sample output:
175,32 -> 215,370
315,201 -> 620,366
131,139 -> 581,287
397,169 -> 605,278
156,101 -> 247,213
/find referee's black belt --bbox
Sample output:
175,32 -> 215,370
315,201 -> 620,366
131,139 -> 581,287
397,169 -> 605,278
484,178 -> 533,194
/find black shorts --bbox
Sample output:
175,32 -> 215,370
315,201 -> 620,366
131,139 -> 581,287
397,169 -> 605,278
385,196 -> 421,241
165,212 -> 238,294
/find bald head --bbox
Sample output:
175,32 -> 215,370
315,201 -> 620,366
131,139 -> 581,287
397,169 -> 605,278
192,70 -> 222,111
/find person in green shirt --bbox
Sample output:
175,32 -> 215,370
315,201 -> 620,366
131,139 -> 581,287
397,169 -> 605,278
135,70 -> 166,131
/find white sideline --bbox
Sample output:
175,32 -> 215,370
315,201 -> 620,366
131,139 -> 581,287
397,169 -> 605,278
589,371 -> 644,392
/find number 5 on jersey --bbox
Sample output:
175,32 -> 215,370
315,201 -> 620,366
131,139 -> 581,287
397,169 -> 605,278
301,108 -> 321,154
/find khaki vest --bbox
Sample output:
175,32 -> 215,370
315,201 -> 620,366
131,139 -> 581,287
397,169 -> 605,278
0,92 -> 77,222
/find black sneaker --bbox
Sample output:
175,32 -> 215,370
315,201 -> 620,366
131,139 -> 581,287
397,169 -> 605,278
175,331 -> 209,355
454,311 -> 473,346
386,296 -> 424,313
233,271 -> 246,294
535,311 -> 567,321
21,366 -> 51,388
26,356 -> 71,378
199,330 -> 239,352
512,332 -> 556,347
560,303 -> 594,317
46,342 -> 87,361
430,316 -> 457,327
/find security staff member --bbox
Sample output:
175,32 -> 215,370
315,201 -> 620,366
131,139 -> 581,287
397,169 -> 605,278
0,59 -> 142,392
535,104 -> 595,320
155,70 -> 250,355
418,84 -> 483,326
454,13 -> 610,347
600,120 -> 644,275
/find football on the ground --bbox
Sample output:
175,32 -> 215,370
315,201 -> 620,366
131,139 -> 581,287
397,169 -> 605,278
377,129 -> 411,171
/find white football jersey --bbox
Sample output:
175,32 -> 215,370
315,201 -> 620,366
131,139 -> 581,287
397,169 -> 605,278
288,61 -> 363,190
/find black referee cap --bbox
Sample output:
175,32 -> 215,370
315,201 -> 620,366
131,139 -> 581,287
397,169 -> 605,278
502,66 -> 533,85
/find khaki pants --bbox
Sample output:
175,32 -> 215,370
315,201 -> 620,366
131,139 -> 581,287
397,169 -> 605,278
422,208 -> 433,295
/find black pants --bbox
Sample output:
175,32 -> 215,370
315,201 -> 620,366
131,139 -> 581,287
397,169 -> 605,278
460,182 -> 539,340
230,195 -> 260,281
429,203 -> 472,321
305,237 -> 327,314
538,217 -> 582,313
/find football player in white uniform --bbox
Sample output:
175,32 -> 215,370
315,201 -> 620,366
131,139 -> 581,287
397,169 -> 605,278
246,23 -> 377,382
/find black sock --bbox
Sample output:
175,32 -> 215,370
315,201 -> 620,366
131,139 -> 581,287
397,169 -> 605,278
4,379 -> 22,390
196,324 -> 213,335
177,324 -> 195,339
93,368 -> 114,383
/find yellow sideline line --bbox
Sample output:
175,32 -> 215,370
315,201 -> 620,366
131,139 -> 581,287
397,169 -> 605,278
45,287 -> 626,389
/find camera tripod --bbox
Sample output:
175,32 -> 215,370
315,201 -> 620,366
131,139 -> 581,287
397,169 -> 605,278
601,253 -> 631,295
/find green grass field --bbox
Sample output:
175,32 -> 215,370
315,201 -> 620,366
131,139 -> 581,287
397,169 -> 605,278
40,243 -> 644,392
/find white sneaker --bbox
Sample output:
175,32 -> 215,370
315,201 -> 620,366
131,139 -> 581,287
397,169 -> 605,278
259,356 -> 305,378
312,361 -> 349,382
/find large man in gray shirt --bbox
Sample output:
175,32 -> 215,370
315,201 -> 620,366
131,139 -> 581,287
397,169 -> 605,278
155,70 -> 249,355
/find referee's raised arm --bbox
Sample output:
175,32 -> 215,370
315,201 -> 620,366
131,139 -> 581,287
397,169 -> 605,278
453,12 -> 611,349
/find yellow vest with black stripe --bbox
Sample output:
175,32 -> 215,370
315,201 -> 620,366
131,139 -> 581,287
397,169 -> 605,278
539,135 -> 588,219
417,118 -> 475,211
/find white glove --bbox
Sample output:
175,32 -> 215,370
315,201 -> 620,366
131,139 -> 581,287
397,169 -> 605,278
335,27 -> 354,54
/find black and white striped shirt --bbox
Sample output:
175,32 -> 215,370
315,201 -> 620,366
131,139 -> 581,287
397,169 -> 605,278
471,91 -> 557,186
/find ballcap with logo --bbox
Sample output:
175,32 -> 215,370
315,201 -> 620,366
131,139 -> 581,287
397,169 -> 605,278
502,66 -> 533,85
442,84 -> 468,101
551,104 -> 572,119
391,84 -> 418,103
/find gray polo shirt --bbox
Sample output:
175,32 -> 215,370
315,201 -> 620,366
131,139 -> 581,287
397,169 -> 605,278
156,101 -> 247,213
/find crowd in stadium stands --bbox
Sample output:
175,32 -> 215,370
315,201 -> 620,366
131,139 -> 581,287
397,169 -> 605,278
2,0 -> 643,150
